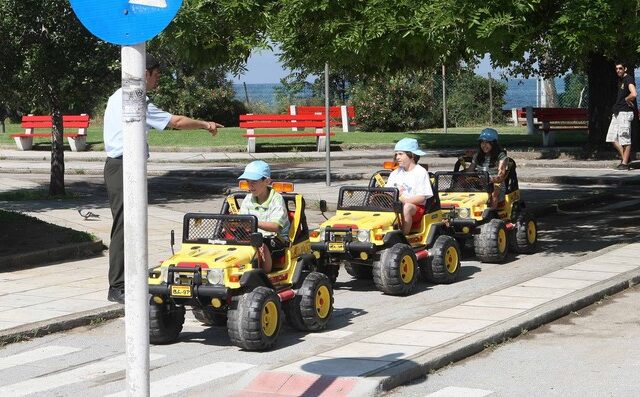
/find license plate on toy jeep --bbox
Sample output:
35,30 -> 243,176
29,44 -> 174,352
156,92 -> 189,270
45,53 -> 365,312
170,285 -> 191,297
328,242 -> 345,252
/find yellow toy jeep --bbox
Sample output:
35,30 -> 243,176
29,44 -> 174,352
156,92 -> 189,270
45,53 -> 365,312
310,165 -> 462,296
435,156 -> 538,263
148,182 -> 333,351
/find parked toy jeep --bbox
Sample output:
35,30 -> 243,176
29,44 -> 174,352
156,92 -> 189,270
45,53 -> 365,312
310,174 -> 462,296
435,156 -> 538,263
148,183 -> 333,351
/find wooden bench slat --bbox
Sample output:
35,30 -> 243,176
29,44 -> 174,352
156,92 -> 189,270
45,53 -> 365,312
12,114 -> 90,151
240,114 -> 325,121
240,121 -> 327,128
241,132 -> 335,138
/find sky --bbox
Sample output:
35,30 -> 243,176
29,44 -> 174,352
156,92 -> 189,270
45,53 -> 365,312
228,48 -> 502,84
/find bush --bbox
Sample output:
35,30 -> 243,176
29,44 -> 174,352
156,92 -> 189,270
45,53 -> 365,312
447,70 -> 507,127
351,70 -> 440,132
153,67 -> 247,127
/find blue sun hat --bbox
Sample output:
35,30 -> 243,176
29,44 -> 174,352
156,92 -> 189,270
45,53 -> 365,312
478,128 -> 499,142
394,138 -> 426,156
238,160 -> 271,180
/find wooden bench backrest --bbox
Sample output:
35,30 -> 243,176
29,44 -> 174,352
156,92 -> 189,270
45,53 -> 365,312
21,114 -> 90,128
239,113 -> 326,129
296,105 -> 355,118
516,107 -> 587,121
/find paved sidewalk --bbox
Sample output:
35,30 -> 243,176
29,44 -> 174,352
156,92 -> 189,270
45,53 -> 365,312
0,148 -> 639,396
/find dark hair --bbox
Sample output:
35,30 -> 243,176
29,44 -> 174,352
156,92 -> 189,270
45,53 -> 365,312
146,54 -> 160,71
476,140 -> 505,168
398,151 -> 420,163
615,62 -> 627,69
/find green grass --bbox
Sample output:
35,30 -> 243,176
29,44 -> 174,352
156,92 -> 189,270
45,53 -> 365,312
0,122 -> 588,151
0,188 -> 79,201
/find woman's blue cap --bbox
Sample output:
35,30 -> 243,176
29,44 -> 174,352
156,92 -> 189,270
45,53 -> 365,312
478,128 -> 499,142
394,138 -> 426,156
238,160 -> 271,180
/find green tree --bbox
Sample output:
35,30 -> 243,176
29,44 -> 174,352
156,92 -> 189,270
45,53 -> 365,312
0,0 -> 119,195
270,0 -> 640,147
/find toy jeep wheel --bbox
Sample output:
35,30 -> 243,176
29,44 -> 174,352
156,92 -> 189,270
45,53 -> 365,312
514,210 -> 537,254
373,243 -> 419,295
284,272 -> 333,331
345,263 -> 373,279
149,302 -> 185,345
193,308 -> 227,326
474,219 -> 508,263
422,235 -> 461,284
228,286 -> 282,351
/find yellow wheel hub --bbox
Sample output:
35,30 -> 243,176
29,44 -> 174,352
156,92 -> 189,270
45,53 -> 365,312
261,301 -> 278,337
400,254 -> 415,284
498,229 -> 507,253
527,221 -> 536,244
445,246 -> 459,273
315,285 -> 331,319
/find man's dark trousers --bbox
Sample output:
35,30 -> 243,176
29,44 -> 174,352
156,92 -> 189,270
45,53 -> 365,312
104,158 -> 124,289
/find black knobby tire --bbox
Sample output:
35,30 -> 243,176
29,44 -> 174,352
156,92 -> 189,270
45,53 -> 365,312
372,243 -> 419,295
149,302 -> 185,345
227,287 -> 282,351
193,308 -> 227,326
422,235 -> 461,284
344,263 -> 373,279
514,210 -> 538,254
473,218 -> 508,263
284,272 -> 334,331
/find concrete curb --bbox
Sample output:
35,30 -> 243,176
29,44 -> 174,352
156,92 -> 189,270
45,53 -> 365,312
369,268 -> 640,394
0,305 -> 124,346
0,240 -> 105,271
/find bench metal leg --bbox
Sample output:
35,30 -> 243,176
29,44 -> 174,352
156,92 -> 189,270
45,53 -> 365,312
542,131 -> 556,147
68,136 -> 87,152
14,136 -> 33,150
247,137 -> 256,153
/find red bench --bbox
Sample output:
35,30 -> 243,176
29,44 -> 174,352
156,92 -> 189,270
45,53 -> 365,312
239,113 -> 335,153
11,114 -> 90,151
512,107 -> 588,146
290,105 -> 356,132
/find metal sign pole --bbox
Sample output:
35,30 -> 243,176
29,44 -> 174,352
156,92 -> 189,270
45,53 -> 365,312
122,44 -> 150,396
325,62 -> 331,186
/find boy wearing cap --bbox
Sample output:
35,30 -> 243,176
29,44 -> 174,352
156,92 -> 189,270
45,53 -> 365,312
466,128 -> 508,208
238,160 -> 291,273
103,54 -> 224,304
386,138 -> 433,234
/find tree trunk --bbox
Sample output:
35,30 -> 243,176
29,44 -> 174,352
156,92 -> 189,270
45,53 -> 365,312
49,101 -> 65,197
587,53 -> 616,148
542,78 -> 559,107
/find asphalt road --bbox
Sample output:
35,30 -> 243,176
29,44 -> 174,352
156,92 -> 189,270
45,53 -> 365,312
0,190 -> 638,396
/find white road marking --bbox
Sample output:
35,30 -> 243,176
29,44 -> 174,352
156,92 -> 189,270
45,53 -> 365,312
425,386 -> 494,397
0,346 -> 81,371
305,329 -> 353,339
129,0 -> 167,8
0,353 -> 164,396
105,362 -> 255,397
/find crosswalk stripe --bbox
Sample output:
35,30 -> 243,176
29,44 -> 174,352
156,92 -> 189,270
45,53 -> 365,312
425,386 -> 494,397
0,353 -> 164,396
105,362 -> 255,397
0,346 -> 81,371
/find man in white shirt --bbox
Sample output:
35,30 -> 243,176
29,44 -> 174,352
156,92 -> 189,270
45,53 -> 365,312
103,54 -> 223,304
386,138 -> 433,234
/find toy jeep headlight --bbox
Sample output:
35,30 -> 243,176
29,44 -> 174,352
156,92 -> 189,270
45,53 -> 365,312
356,229 -> 370,242
458,208 -> 470,218
206,269 -> 224,285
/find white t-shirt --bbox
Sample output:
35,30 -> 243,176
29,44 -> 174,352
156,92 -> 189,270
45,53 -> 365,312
386,164 -> 433,199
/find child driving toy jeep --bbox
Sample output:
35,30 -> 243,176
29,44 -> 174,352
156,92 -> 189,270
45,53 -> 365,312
385,138 -> 433,234
238,160 -> 290,273
466,128 -> 508,208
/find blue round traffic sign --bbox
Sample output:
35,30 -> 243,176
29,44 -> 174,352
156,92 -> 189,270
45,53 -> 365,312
70,0 -> 183,45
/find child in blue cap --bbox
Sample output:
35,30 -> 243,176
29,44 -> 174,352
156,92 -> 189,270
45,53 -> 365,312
386,138 -> 433,234
466,128 -> 508,208
238,160 -> 290,273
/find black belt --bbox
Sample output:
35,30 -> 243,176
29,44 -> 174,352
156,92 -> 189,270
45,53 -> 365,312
109,155 -> 123,160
